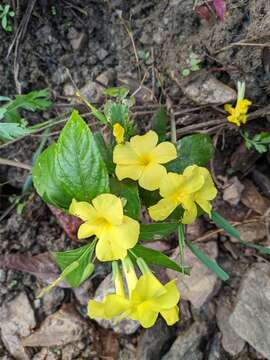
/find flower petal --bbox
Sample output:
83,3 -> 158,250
113,143 -> 140,165
92,193 -> 123,226
69,199 -> 97,221
182,165 -> 205,194
139,163 -> 167,191
104,294 -> 130,318
115,164 -> 144,181
160,306 -> 179,326
157,280 -> 180,309
196,198 -> 212,216
95,235 -> 127,261
159,172 -> 183,198
148,197 -> 178,221
137,303 -> 159,328
131,273 -> 166,303
77,222 -> 97,239
130,131 -> 158,156
150,142 -> 177,164
88,300 -> 108,319
181,197 -> 197,224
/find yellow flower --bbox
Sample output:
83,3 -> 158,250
88,259 -> 180,328
113,130 -> 177,191
69,194 -> 139,261
149,165 -> 217,224
225,99 -> 252,126
113,123 -> 125,144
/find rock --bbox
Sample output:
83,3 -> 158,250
179,70 -> 237,105
97,48 -> 109,61
223,177 -> 245,207
230,222 -> 266,243
231,144 -> 261,173
207,333 -> 222,360
63,83 -> 76,97
0,292 -> 36,360
67,28 -> 87,51
117,74 -> 153,103
96,68 -> 116,87
186,218 -> 206,241
252,169 -> 270,199
91,273 -> 139,334
216,300 -> 245,356
32,349 -> 58,360
162,322 -> 208,360
167,242 -> 219,308
229,263 -> 270,359
78,80 -> 105,103
241,180 -> 270,215
137,318 -> 172,360
119,346 -> 136,360
23,303 -> 86,347
42,287 -> 65,315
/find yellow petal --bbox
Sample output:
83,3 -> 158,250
182,197 -> 197,224
115,164 -> 144,181
160,306 -> 179,325
104,294 -> 130,318
224,104 -> 233,114
69,199 -> 97,221
113,143 -> 140,165
113,123 -> 125,144
88,300 -> 108,319
138,163 -> 167,191
157,280 -> 180,309
137,303 -> 159,328
95,236 -> 127,261
92,193 -> 123,226
148,197 -> 178,221
182,166 -> 205,194
131,273 -> 166,303
77,222 -> 97,239
130,131 -> 158,156
150,142 -> 177,164
196,198 -> 212,216
159,172 -> 183,198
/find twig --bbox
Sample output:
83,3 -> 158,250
0,157 -> 31,170
166,97 -> 177,143
176,119 -> 226,136
215,42 -> 270,55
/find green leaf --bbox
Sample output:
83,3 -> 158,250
152,106 -> 168,142
110,177 -> 141,219
94,132 -> 115,173
211,211 -> 241,240
139,223 -> 178,241
103,86 -> 129,99
0,122 -> 30,141
33,111 -> 109,209
0,96 -> 11,102
53,243 -> 95,287
178,224 -> 186,271
86,102 -> 107,125
239,242 -> 270,255
167,134 -> 215,173
104,101 -> 129,127
56,110 -> 109,203
33,144 -> 71,208
131,244 -> 190,275
186,239 -> 229,281
182,69 -> 190,77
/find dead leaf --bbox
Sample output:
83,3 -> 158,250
241,180 -> 270,215
92,329 -> 119,360
213,0 -> 226,21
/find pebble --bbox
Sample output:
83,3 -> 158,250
223,177 -> 245,207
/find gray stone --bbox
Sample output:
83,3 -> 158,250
216,301 -> 245,356
162,322 -> 208,360
167,242 -> 220,308
97,48 -> 109,61
68,28 -> 87,51
223,177 -> 245,207
229,263 -> 270,359
0,292 -> 36,360
42,287 -> 65,315
91,273 -> 140,334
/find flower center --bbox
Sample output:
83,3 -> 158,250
139,154 -> 152,166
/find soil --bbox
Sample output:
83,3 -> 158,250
1,0 -> 270,359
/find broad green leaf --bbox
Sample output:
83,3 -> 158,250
186,239 -> 229,281
130,244 -> 190,275
167,134 -> 215,173
33,144 -> 71,209
152,106 -> 168,141
103,86 -> 129,99
104,101 -> 129,126
110,177 -> 140,219
139,223 -> 178,241
211,211 -> 241,240
56,110 -> 109,203
139,188 -> 160,207
94,132 -> 115,174
53,243 -> 95,287
0,122 -> 30,141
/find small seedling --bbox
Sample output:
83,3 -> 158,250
242,131 -> 270,154
181,53 -> 200,76
0,5 -> 15,32
138,49 -> 151,62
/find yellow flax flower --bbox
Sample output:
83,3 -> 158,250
69,194 -> 139,261
88,258 -> 180,328
113,130 -> 177,191
113,123 -> 125,144
149,165 -> 217,224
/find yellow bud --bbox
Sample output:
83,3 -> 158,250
113,123 -> 125,144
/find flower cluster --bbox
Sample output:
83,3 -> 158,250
69,129 -> 217,327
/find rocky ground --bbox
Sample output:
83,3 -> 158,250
1,0 -> 270,359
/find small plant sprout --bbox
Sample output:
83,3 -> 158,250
242,131 -> 270,154
181,53 -> 201,77
224,81 -> 252,126
0,4 -> 15,32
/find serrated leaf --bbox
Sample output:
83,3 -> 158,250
139,223 -> 178,241
103,86 -> 129,99
110,177 -> 141,219
104,101 -> 129,127
152,106 -> 168,141
186,239 -> 229,281
167,134 -> 215,173
130,244 -> 190,275
0,122 -> 30,141
53,243 -> 95,287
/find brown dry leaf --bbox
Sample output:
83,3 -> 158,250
241,180 -> 270,215
92,329 -> 119,360
49,205 -> 82,242
230,222 -> 266,243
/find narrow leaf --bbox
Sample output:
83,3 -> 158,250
186,239 -> 229,281
139,223 -> 178,241
152,106 -> 168,141
211,211 -> 241,240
